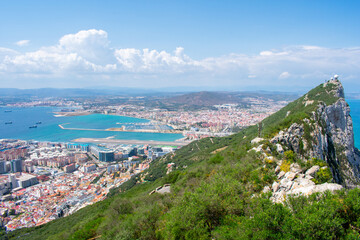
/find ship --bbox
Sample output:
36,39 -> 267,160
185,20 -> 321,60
29,125 -> 37,129
36,121 -> 42,124
4,110 -> 12,112
5,121 -> 12,124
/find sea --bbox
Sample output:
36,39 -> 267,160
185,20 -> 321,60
0,102 -> 359,148
348,100 -> 360,149
0,107 -> 183,143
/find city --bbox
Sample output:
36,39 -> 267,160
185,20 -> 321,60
0,139 -> 175,230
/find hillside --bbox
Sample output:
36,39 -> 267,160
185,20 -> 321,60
167,91 -> 236,106
144,91 -> 299,110
4,80 -> 360,240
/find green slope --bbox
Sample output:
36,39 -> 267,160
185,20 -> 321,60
4,81 -> 360,240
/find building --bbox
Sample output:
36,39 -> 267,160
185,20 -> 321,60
0,160 -> 6,174
99,151 -> 114,162
90,146 -> 114,162
64,163 -> 76,173
17,173 -> 38,188
0,181 -> 11,196
107,164 -> 120,174
82,164 -> 96,173
8,174 -> 17,189
66,143 -> 89,152
10,159 -> 22,173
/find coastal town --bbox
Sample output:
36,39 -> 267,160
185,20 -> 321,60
0,93 -> 292,231
112,97 -> 288,140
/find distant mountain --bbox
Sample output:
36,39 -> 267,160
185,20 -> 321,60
148,91 -> 300,110
165,91 -> 240,106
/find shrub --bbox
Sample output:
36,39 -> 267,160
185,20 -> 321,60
284,150 -> 295,162
209,153 -> 224,164
313,167 -> 332,184
306,157 -> 327,168
280,160 -> 291,172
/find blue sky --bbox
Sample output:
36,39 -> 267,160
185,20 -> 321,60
0,0 -> 359,91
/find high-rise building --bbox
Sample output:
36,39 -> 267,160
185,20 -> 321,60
90,146 -> 114,162
8,174 -> 17,189
64,163 -> 76,173
0,160 -> 6,174
10,159 -> 22,173
99,151 -> 114,162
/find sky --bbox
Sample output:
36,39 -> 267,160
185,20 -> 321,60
0,0 -> 359,92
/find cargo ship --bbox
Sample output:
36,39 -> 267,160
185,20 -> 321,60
29,125 -> 37,129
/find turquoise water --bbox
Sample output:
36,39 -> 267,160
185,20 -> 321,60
1,103 -> 359,147
0,107 -> 182,143
348,100 -> 360,149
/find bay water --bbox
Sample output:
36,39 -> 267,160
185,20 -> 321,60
0,107 -> 183,143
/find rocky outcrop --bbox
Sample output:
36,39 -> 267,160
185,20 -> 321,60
269,162 -> 343,203
271,123 -> 304,154
270,80 -> 360,187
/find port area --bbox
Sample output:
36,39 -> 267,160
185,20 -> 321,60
58,124 -> 183,134
72,138 -> 191,146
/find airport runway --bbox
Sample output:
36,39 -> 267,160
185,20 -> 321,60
72,137 -> 191,146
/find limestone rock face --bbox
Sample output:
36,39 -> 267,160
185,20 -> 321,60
270,162 -> 343,203
314,98 -> 360,187
305,166 -> 320,176
271,80 -> 360,187
271,123 -> 304,153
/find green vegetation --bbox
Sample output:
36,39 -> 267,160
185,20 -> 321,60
261,81 -> 340,138
5,81 -> 358,240
313,167 -> 333,184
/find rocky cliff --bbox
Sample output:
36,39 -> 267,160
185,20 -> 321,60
269,80 -> 360,187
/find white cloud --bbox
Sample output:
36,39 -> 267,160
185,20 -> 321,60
1,29 -> 360,89
279,72 -> 290,79
15,40 -> 30,47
